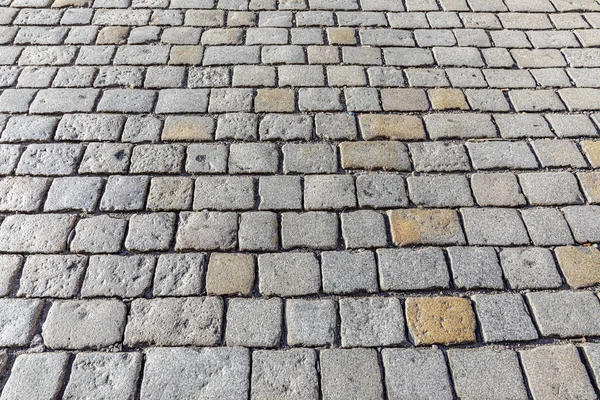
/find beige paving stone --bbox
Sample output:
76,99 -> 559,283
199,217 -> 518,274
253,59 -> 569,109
406,296 -> 476,346
388,209 -> 466,246
359,114 -> 426,141
97,27 -> 129,45
556,246 -> 600,289
582,140 -> 600,168
327,27 -> 356,44
578,172 -> 600,204
169,46 -> 204,65
428,89 -> 470,110
340,141 -> 410,171
162,116 -> 214,141
205,253 -> 255,296
255,89 -> 295,113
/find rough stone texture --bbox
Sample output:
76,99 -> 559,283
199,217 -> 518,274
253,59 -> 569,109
0,214 -> 75,253
388,209 -> 466,246
473,293 -> 538,343
340,297 -> 405,347
555,246 -> 600,289
226,298 -> 282,348
124,297 -> 223,346
42,300 -> 127,349
206,253 -> 254,296
286,299 -> 336,347
18,255 -> 86,298
406,296 -> 476,345
81,255 -> 155,298
258,252 -> 320,297
140,347 -> 250,400
377,247 -> 449,291
0,353 -> 69,400
382,348 -> 453,400
320,349 -> 383,400
153,253 -> 204,297
0,299 -> 42,347
520,345 -> 596,400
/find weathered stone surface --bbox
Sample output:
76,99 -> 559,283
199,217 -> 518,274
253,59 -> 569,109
226,298 -> 282,348
140,347 -> 250,400
206,253 -> 254,296
175,211 -> 238,251
0,299 -> 42,347
18,255 -> 86,298
340,297 -> 406,347
124,297 -> 223,346
286,299 -> 336,347
153,253 -> 204,297
556,246 -> 600,289
42,300 -> 127,349
320,349 -> 383,400
388,209 -> 466,246
0,353 -> 69,400
0,214 -> 75,253
406,297 -> 476,345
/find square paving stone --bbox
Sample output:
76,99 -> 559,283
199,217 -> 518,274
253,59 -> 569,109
258,252 -> 320,297
194,176 -> 255,210
42,300 -> 127,350
520,345 -> 596,400
407,175 -> 474,207
500,247 -> 562,289
521,208 -> 575,246
99,175 -> 149,212
555,246 -> 600,289
18,255 -> 86,298
448,349 -> 528,400
0,299 -> 42,347
140,347 -> 250,400
70,215 -> 127,254
470,172 -> 526,207
124,212 -> 176,252
356,174 -> 408,208
251,349 -> 319,400
286,299 -> 336,347
447,246 -> 504,289
0,176 -> 50,212
321,250 -> 378,294
153,253 -> 204,297
259,175 -> 302,210
16,143 -> 82,176
406,296 -> 476,345
563,206 -> 600,243
175,211 -> 238,251
81,255 -> 155,298
238,211 -> 278,251
44,177 -> 104,212
519,172 -> 584,206
206,253 -> 254,296
147,176 -> 193,211
320,349 -> 383,400
281,212 -> 338,250
388,209 -> 466,246
226,298 -> 282,348
64,353 -> 142,400
473,293 -> 538,343
461,208 -> 529,246
78,143 -> 132,174
0,214 -> 75,253
377,247 -> 450,291
0,255 -> 22,297
304,175 -> 356,211
341,210 -> 387,248
340,297 -> 406,347
124,297 -> 223,346
526,291 -> 600,338
382,348 -> 453,400
1,353 -> 68,400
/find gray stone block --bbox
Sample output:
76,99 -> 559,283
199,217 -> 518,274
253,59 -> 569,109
471,172 -> 526,207
382,348 -> 453,400
226,298 -> 282,347
175,211 -> 238,251
407,175 -> 474,207
448,246 -> 503,289
0,255 -> 22,297
125,212 -> 176,252
281,212 -> 338,249
238,211 -> 278,251
44,177 -> 103,212
321,250 -> 378,294
147,176 -> 194,211
340,297 -> 406,347
304,175 -> 356,210
521,208 -> 575,246
70,215 -> 127,254
0,353 -> 68,400
461,208 -> 530,246
100,175 -> 149,211
18,255 -> 86,298
356,174 -> 408,208
500,247 -> 562,289
0,177 -> 49,212
341,210 -> 387,249
0,299 -> 42,347
124,297 -> 223,346
258,252 -> 320,296
563,205 -> 600,243
320,349 -> 383,400
258,175 -> 302,210
0,214 -> 75,253
377,247 -> 449,291
473,293 -> 538,342
81,255 -> 155,298
153,253 -> 204,297
286,299 -> 336,347
42,300 -> 126,349
193,176 -> 255,210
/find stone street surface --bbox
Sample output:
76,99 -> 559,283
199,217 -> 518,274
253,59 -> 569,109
2,0 -> 600,398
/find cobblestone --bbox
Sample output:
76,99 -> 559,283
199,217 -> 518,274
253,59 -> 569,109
1,1 -> 600,396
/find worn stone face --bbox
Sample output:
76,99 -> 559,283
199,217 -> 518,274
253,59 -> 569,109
388,209 -> 466,246
556,246 -> 600,288
206,253 -> 254,296
406,297 -> 476,345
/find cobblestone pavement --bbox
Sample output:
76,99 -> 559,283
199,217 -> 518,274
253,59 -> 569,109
2,0 -> 600,398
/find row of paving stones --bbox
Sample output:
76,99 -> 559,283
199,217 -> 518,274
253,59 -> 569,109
4,24 -> 600,49
2,171 -> 600,211
5,88 -> 600,115
4,65 -> 600,90
3,290 -> 600,349
4,45 -> 600,69
2,113 -> 600,143
6,0 -> 600,12
4,88 -> 600,115
0,206 -> 598,253
2,344 -> 600,400
1,245 -> 599,298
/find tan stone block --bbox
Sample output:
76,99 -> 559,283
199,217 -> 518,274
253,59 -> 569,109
387,209 -> 466,246
556,246 -> 600,289
206,253 -> 255,296
162,116 -> 214,141
52,0 -> 89,6
406,297 -> 476,346
340,141 -> 410,171
359,114 -> 426,141
578,172 -> 600,204
169,46 -> 204,65
428,89 -> 469,110
582,141 -> 600,168
327,28 -> 356,45
255,89 -> 295,113
380,89 -> 429,112
96,27 -> 129,45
